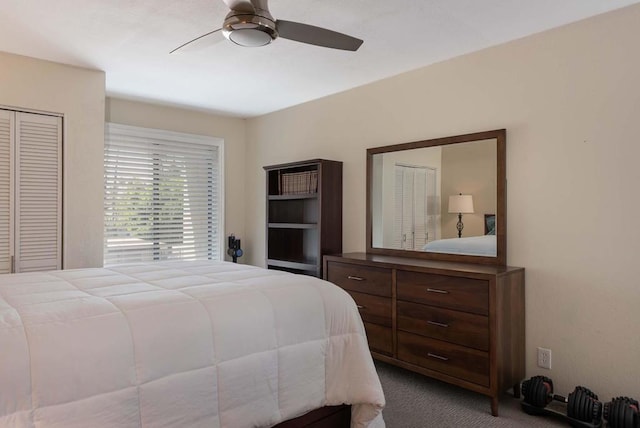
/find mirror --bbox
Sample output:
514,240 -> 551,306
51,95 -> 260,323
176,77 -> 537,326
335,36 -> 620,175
366,129 -> 506,265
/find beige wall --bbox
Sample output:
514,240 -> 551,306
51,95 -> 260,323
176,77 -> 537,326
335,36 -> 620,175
105,98 -> 247,262
245,4 -> 640,399
0,52 -> 247,266
0,51 -> 105,268
441,139 -> 496,238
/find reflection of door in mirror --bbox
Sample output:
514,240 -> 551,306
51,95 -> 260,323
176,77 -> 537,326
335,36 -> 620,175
371,145 -> 443,250
393,164 -> 438,250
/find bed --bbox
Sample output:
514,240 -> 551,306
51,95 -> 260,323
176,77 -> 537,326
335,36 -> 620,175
422,234 -> 496,256
0,260 -> 385,428
422,214 -> 497,257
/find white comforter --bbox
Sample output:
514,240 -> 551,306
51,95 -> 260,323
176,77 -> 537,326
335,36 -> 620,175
0,260 -> 385,428
422,235 -> 497,257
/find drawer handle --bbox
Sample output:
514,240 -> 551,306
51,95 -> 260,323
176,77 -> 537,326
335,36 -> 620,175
356,305 -> 366,310
348,275 -> 365,281
426,288 -> 449,294
427,320 -> 449,328
427,352 -> 449,362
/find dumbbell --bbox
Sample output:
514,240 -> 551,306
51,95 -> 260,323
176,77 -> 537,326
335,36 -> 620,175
603,397 -> 639,428
522,375 -> 603,426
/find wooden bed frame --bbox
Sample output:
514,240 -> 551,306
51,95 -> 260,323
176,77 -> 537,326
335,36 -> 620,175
273,405 -> 351,428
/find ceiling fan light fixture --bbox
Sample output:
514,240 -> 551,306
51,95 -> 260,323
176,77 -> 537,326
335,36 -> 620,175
228,28 -> 272,47
223,14 -> 277,47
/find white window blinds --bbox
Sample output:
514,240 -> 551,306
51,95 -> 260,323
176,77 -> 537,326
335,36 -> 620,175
104,123 -> 223,265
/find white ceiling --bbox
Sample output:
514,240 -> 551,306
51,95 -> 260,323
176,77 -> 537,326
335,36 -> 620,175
1,0 -> 639,118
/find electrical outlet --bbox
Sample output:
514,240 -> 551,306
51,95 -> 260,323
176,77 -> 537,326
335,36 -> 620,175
537,347 -> 552,369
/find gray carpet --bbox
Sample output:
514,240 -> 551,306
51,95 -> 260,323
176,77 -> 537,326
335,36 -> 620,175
375,361 -> 567,427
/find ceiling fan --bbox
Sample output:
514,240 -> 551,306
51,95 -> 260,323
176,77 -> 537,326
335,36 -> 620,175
171,0 -> 363,53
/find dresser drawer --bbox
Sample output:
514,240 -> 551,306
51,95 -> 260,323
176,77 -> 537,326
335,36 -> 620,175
326,262 -> 391,297
363,322 -> 393,356
347,290 -> 392,327
397,301 -> 488,351
397,331 -> 489,387
397,271 -> 488,315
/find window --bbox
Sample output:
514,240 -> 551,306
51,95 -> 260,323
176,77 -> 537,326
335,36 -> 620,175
104,123 -> 223,265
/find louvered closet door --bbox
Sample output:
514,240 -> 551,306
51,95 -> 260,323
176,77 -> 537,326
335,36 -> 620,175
425,167 -> 438,243
401,168 -> 415,249
393,167 -> 403,249
413,168 -> 427,250
0,110 -> 14,274
15,112 -> 62,272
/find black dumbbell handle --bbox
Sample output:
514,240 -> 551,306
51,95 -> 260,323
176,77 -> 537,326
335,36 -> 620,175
553,394 -> 568,403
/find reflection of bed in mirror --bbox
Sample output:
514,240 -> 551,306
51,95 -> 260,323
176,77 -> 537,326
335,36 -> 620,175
422,214 -> 496,256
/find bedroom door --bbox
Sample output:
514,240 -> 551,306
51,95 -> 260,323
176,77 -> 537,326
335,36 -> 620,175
0,109 -> 62,274
393,165 -> 437,251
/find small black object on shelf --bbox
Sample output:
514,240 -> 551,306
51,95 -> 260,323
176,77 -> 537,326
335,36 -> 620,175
227,234 -> 243,263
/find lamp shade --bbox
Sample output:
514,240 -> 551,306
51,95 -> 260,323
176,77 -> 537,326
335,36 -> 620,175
448,194 -> 474,214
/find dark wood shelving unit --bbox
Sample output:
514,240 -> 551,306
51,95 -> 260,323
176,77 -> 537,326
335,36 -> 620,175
264,159 -> 342,277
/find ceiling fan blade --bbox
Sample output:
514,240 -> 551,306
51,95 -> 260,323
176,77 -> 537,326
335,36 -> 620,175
170,28 -> 223,54
276,20 -> 363,51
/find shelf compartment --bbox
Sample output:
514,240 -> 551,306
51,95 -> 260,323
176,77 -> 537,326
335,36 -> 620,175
267,228 -> 318,266
268,198 -> 319,224
267,164 -> 319,196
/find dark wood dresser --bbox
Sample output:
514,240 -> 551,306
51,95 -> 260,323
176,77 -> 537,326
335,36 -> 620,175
323,252 -> 525,416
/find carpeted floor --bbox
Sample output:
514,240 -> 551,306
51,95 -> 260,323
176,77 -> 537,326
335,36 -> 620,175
375,361 -> 567,427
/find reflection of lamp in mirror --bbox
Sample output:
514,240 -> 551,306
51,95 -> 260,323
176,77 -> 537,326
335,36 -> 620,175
448,193 -> 474,238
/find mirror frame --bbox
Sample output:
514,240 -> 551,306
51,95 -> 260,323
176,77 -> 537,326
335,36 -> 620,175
366,129 -> 507,265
